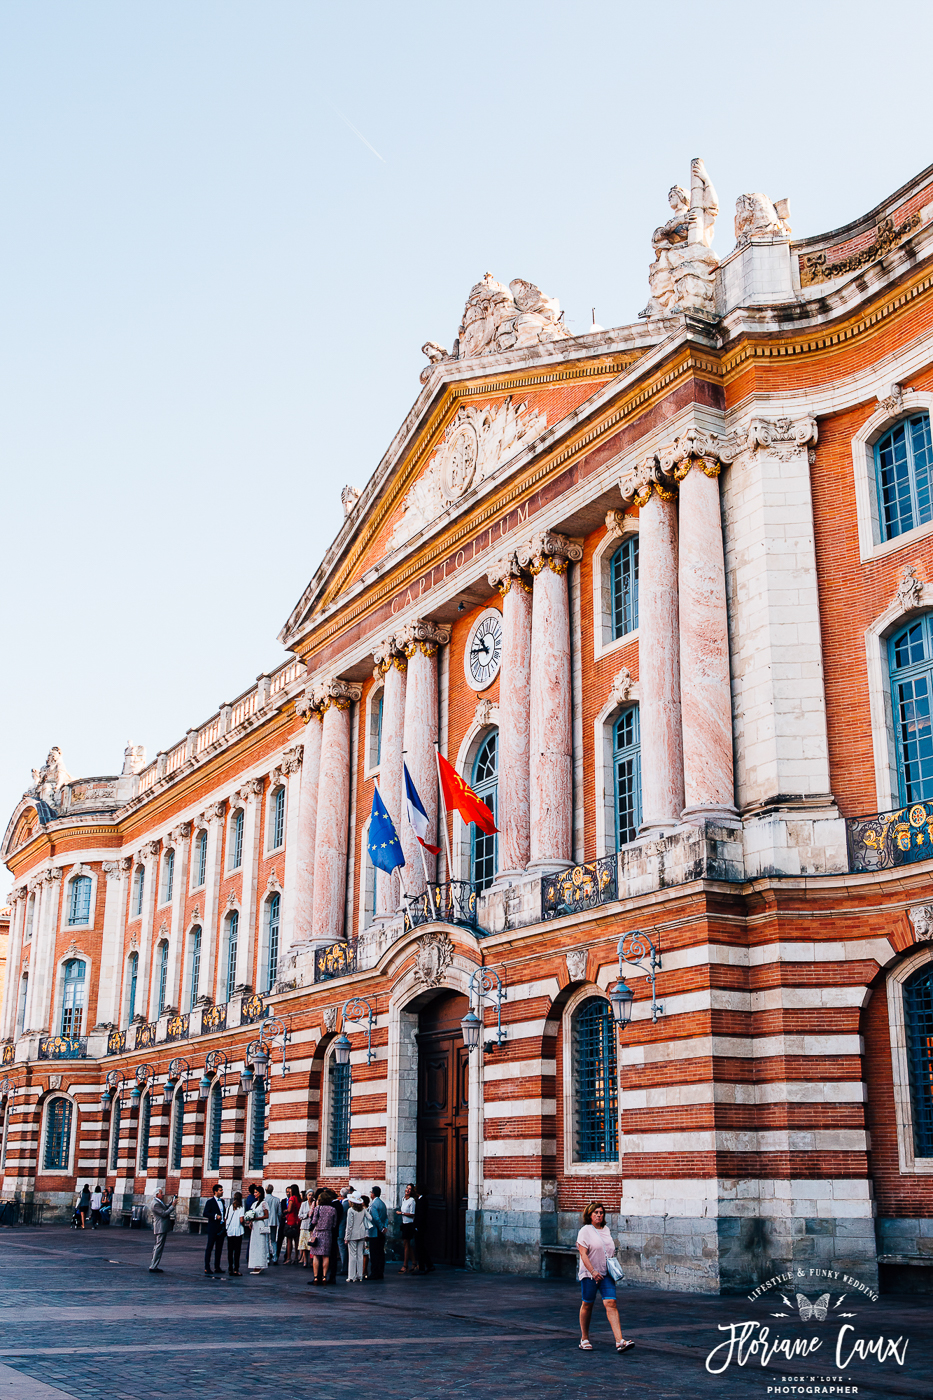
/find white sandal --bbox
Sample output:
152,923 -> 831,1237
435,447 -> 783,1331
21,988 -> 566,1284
578,1340 -> 593,1350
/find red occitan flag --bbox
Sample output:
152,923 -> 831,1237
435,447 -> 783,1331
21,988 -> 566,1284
436,750 -> 498,835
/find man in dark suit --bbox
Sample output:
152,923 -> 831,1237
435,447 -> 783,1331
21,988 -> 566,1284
203,1184 -> 225,1276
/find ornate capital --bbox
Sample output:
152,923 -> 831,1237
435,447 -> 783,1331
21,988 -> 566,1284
199,802 -> 226,826
743,415 -> 818,460
515,530 -> 583,576
659,426 -> 736,482
164,822 -> 191,850
47,866 -> 63,883
486,555 -> 531,595
373,636 -> 407,675
295,691 -> 321,724
11,885 -> 27,903
281,745 -> 303,775
395,619 -> 451,659
603,509 -> 630,540
136,841 -> 160,862
619,453 -> 677,507
315,677 -> 363,712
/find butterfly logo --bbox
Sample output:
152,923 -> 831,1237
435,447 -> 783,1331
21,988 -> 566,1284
796,1293 -> 830,1321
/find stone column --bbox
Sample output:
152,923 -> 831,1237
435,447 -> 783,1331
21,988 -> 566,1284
276,744 -> 305,953
234,780 -> 265,989
488,557 -> 533,877
163,825 -> 191,1013
292,693 -> 323,945
665,430 -> 737,819
311,678 -> 361,945
0,889 -> 26,1040
620,456 -> 684,833
373,637 -> 408,914
196,805 -> 226,1004
397,620 -> 449,896
26,867 -> 63,1033
515,532 -> 582,871
95,859 -> 131,1028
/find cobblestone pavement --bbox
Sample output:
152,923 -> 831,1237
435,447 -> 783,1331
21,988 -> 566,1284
0,1227 -> 929,1400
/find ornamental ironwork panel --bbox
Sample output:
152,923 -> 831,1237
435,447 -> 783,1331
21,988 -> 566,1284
240,994 -> 265,1025
314,942 -> 357,982
38,1035 -> 87,1060
542,856 -> 618,920
846,800 -> 933,873
403,880 -> 479,933
200,1003 -> 227,1035
1,1044 -> 13,1066
166,1013 -> 189,1042
136,1022 -> 157,1050
107,1029 -> 126,1056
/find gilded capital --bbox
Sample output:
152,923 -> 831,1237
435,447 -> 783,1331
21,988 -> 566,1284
486,555 -> 531,595
372,636 -> 407,676
659,426 -> 736,481
515,530 -> 583,576
394,618 -> 451,659
315,677 -> 363,712
618,453 -> 677,506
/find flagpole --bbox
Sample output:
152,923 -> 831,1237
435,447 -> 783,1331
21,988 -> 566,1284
434,742 -> 454,881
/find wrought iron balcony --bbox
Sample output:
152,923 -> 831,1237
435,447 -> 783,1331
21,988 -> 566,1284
403,880 -> 479,933
166,1013 -> 189,1042
135,1021 -> 158,1050
38,1035 -> 87,1060
240,994 -> 266,1025
2,1043 -> 14,1066
542,855 -> 618,920
106,1029 -> 126,1056
314,942 -> 357,982
847,799 -> 933,872
200,1003 -> 227,1035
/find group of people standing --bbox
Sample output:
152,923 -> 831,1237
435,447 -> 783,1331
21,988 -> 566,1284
73,1184 -> 113,1229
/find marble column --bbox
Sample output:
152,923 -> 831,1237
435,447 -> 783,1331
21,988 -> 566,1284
671,439 -> 736,819
621,456 -> 684,833
95,858 -> 131,1028
397,619 -> 449,895
0,889 -> 26,1040
311,678 -> 361,944
373,637 -> 407,914
515,531 -> 582,871
488,557 -> 533,877
234,780 -> 264,989
276,744 -> 305,954
292,693 -> 323,945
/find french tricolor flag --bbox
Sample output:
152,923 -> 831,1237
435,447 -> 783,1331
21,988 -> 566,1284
404,763 -> 441,855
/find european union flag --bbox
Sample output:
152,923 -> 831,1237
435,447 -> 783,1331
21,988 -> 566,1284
368,785 -> 406,874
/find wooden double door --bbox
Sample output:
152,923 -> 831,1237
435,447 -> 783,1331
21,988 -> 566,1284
416,991 -> 470,1267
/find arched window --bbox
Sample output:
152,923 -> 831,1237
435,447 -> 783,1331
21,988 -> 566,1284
470,731 -> 498,891
572,996 -> 619,1163
68,875 -> 92,926
208,1082 -> 223,1172
195,830 -> 208,888
225,912 -> 239,1001
126,952 -> 139,1022
369,688 -> 384,770
25,893 -> 35,941
60,959 -> 86,1038
904,962 -> 933,1157
889,614 -> 933,804
249,1075 -> 266,1171
610,536 -> 639,639
187,926 -> 202,1010
270,787 -> 286,851
613,707 -> 642,846
156,941 -> 169,1016
133,865 -> 145,918
171,1091 -> 184,1171
876,413 -> 933,541
109,1095 -> 122,1172
44,1097 -> 73,1171
229,810 -> 244,870
264,896 -> 280,993
16,974 -> 28,1037
161,848 -> 175,904
328,1052 -> 351,1170
138,1091 -> 151,1172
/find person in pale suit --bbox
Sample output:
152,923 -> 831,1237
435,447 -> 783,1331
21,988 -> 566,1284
149,1189 -> 176,1272
264,1184 -> 282,1264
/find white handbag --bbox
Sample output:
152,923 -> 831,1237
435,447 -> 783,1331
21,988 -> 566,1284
606,1254 -> 625,1283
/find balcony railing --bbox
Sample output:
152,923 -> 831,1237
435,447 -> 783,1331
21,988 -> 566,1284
107,1029 -> 126,1056
314,942 -> 357,982
240,994 -> 266,1025
38,1035 -> 87,1060
2,1044 -> 13,1066
542,855 -> 618,920
200,1003 -> 227,1035
166,1013 -> 189,1042
136,1021 -> 158,1049
403,880 -> 479,933
847,800 -> 933,873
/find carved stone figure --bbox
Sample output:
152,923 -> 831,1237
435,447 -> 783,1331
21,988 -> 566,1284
645,184 -> 690,315
896,565 -> 924,612
565,948 -> 588,982
734,193 -> 792,245
419,341 -> 451,384
644,159 -> 720,317
29,747 -> 72,804
908,905 -> 933,940
122,743 -> 146,776
341,485 -> 361,517
413,932 -> 454,988
610,667 -> 634,706
322,1005 -> 339,1034
878,383 -> 905,417
456,273 -> 570,362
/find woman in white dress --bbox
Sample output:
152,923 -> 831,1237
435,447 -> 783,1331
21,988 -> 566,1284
247,1192 -> 270,1274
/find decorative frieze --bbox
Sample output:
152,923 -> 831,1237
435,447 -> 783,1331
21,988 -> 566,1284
800,210 -> 922,287
515,530 -> 583,576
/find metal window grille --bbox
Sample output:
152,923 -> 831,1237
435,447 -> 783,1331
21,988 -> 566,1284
225,913 -> 239,1000
876,413 -> 933,540
328,1059 -> 351,1169
127,953 -> 138,1022
573,997 -> 619,1163
197,831 -> 207,887
44,1097 -> 73,1171
16,975 -> 28,1037
272,788 -> 285,849
266,896 -> 280,992
138,1092 -> 151,1171
157,943 -> 168,1016
209,1083 -> 222,1172
889,616 -> 933,804
134,866 -> 145,917
60,959 -> 86,1038
610,536 -> 639,639
188,927 -> 202,1011
613,707 -> 642,846
904,965 -> 933,1157
109,1096 -> 122,1171
162,849 -> 174,904
68,876 -> 92,926
249,1078 -> 265,1171
231,810 -> 244,869
171,1094 -> 184,1170
470,730 -> 498,892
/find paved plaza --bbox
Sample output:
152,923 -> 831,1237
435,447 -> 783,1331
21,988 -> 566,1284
0,1227 -> 928,1400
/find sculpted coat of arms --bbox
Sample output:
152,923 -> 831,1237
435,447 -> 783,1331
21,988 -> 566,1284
413,932 -> 454,988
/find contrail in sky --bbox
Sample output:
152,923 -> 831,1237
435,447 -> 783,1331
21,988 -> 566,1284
323,98 -> 385,163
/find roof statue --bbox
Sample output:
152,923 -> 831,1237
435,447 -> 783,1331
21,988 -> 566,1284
420,273 -> 570,380
644,157 -> 720,317
28,746 -> 72,806
734,192 -> 792,246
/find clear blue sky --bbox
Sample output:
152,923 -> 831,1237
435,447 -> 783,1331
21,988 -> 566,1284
2,0 -> 930,880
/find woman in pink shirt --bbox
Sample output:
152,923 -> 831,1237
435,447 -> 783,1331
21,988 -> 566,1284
576,1201 -> 635,1353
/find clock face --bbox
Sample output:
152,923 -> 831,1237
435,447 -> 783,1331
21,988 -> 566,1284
465,609 -> 503,691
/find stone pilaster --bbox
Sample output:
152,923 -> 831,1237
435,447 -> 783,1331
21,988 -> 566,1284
373,637 -> 408,913
396,620 -> 449,894
311,679 -> 361,944
487,557 -> 533,877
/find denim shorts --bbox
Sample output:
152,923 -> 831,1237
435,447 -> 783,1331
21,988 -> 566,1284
580,1273 -> 616,1303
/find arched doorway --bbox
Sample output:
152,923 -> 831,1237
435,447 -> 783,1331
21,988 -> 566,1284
417,991 -> 469,1267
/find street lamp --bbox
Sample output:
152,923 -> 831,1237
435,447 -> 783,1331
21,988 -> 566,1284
242,1018 -> 289,1091
131,1064 -> 154,1105
163,1057 -> 191,1103
333,998 -> 375,1070
101,1069 -> 125,1108
460,967 -> 506,1054
611,930 -> 663,1029
0,1078 -> 13,1102
199,1050 -> 231,1099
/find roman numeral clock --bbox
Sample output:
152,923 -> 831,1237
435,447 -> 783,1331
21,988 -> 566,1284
464,608 -> 503,691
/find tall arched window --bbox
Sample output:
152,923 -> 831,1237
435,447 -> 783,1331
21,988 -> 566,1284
208,1082 -> 223,1172
610,536 -> 639,639
133,865 -> 145,918
156,942 -> 169,1016
613,708 -> 642,846
264,896 -> 280,993
109,1095 -> 122,1171
161,848 -> 175,904
187,926 -> 202,1010
126,952 -> 139,1022
369,688 -> 384,770
138,1091 -> 151,1172
225,913 -> 239,1001
889,614 -> 933,804
876,413 -> 933,541
25,893 -> 35,941
572,996 -> 619,1163
60,959 -> 86,1038
328,1052 -> 351,1170
904,962 -> 933,1157
230,810 -> 244,870
249,1076 -> 266,1171
68,875 -> 92,926
171,1091 -> 184,1171
270,787 -> 286,851
470,731 -> 498,891
44,1096 -> 73,1171
195,830 -> 208,888
16,974 -> 28,1037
